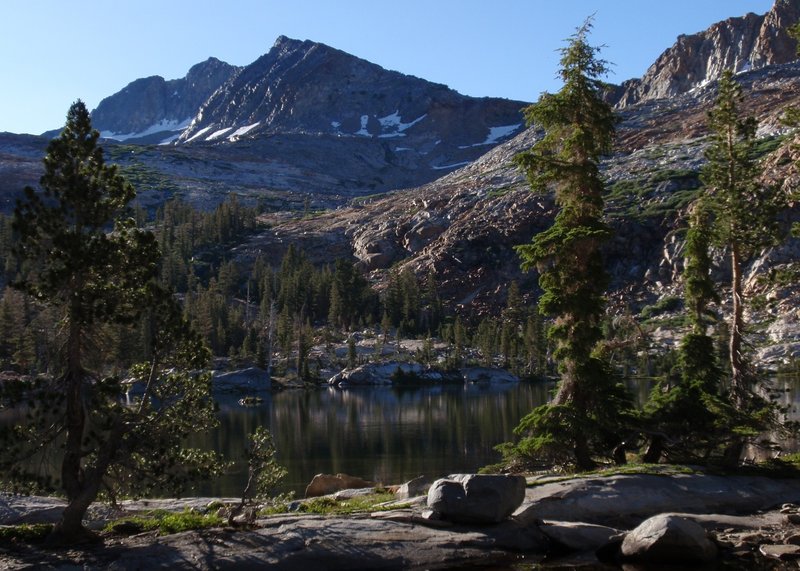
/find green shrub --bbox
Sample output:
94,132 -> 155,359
294,491 -> 399,515
640,296 -> 682,319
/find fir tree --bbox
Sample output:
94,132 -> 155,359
643,202 -> 727,462
702,69 -> 782,407
509,20 -> 633,470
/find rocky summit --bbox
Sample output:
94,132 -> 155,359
614,0 -> 800,106
90,57 -> 241,144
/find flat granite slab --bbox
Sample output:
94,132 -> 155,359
2,473 -> 799,570
515,473 -> 800,527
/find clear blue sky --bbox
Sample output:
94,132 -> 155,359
0,0 -> 775,135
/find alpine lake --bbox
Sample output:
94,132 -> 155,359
192,374 -> 800,498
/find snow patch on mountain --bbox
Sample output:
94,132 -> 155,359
432,161 -> 470,170
206,127 -> 233,141
378,111 -> 427,133
458,124 -> 522,149
355,115 -> 370,136
100,118 -> 192,142
186,126 -> 213,143
228,122 -> 260,141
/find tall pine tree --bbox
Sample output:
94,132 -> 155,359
509,20 -> 633,471
702,70 -> 782,407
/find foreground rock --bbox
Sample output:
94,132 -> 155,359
426,474 -> 526,524
3,473 -> 800,570
0,512 -> 548,570
538,521 -> 621,553
620,514 -> 717,563
304,473 -> 375,498
515,473 -> 800,527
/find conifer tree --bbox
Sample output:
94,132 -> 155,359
643,202 -> 727,462
509,20 -> 633,470
702,70 -> 782,406
2,101 -> 222,542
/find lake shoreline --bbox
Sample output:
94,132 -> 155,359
2,472 -> 800,569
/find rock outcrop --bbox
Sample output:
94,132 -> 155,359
304,473 -> 376,498
515,473 -> 800,528
615,0 -> 800,106
212,367 -> 271,393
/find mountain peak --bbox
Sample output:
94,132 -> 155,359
177,34 -> 525,151
615,0 -> 799,106
91,58 -> 239,142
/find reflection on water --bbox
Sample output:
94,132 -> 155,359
193,375 -> 800,498
192,382 -> 552,497
3,375 -> 797,499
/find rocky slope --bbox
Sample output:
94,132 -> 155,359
1,2 -> 799,363
235,58 -> 800,367
614,0 -> 800,106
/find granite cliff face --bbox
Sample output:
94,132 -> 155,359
90,58 -> 240,143
615,0 -> 799,106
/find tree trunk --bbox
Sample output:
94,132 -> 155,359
729,243 -> 746,407
642,434 -> 664,464
50,487 -> 97,545
61,308 -> 85,509
51,424 -> 124,544
573,433 -> 596,471
552,363 -> 596,471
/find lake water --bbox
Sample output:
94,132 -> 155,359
195,374 -> 800,499
194,382 -> 552,497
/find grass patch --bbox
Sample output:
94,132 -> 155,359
751,135 -> 786,160
268,490 -> 404,516
487,186 -> 513,199
606,169 -> 701,220
583,463 -> 698,478
0,523 -> 52,544
105,509 -> 224,535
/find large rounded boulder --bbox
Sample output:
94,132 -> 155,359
426,474 -> 526,524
